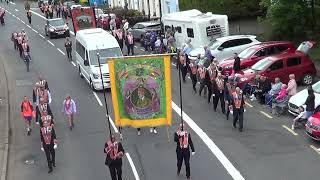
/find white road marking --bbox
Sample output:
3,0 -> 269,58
188,76 -> 191,79
126,153 -> 141,180
244,101 -> 253,108
26,24 -> 31,29
32,29 -> 38,33
93,92 -> 103,106
30,8 -> 38,10
310,145 -> 320,155
14,9 -> 19,12
30,10 -> 47,20
16,17 -> 20,20
70,31 -> 75,35
140,49 -> 145,51
47,40 -> 55,46
21,20 -> 25,24
7,11 -> 12,15
134,46 -> 137,48
171,102 -> 245,180
71,61 -> 76,67
106,115 -> 119,133
39,34 -> 45,39
282,125 -> 298,136
171,63 -> 176,67
57,48 -> 65,55
260,111 -> 273,119
12,14 -> 16,17
10,2 -> 16,5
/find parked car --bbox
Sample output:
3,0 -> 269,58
236,42 -> 316,89
305,106 -> 320,141
128,21 -> 162,40
188,35 -> 260,61
218,41 -> 296,75
288,81 -> 320,116
45,18 -> 70,39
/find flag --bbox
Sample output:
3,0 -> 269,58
109,55 -> 172,128
70,7 -> 96,33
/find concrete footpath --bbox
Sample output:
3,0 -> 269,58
0,55 -> 9,180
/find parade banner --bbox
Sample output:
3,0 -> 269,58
70,7 -> 96,33
109,55 -> 172,128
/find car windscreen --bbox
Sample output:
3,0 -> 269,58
238,47 -> 256,59
251,58 -> 272,71
145,24 -> 161,29
49,19 -> 65,26
313,82 -> 320,93
89,48 -> 122,65
208,40 -> 221,50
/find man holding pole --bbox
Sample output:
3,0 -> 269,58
104,134 -> 124,180
174,123 -> 195,180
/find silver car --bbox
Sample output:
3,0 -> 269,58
128,21 -> 162,40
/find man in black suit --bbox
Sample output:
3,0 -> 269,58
104,134 -> 124,180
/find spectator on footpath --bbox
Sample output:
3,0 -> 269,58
286,74 -> 297,98
304,86 -> 315,119
254,75 -> 271,104
265,77 -> 282,107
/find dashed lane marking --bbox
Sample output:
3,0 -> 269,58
10,2 -> 16,5
39,34 -> 45,39
14,9 -> 19,12
106,115 -> 119,133
310,145 -> 320,155
134,46 -> 137,48
21,20 -> 25,24
126,153 -> 141,180
71,61 -> 76,67
282,125 -> 298,136
260,111 -> 273,119
172,102 -> 245,180
32,29 -> 38,33
26,24 -> 31,29
93,92 -> 103,106
16,17 -> 20,20
171,63 -> 176,67
12,14 -> 16,17
57,48 -> 65,55
140,49 -> 145,51
70,31 -> 75,35
30,10 -> 47,20
47,40 -> 55,46
245,101 -> 253,108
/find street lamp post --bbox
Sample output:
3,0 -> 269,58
96,48 -> 113,138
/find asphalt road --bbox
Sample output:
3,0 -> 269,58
1,2 -> 320,180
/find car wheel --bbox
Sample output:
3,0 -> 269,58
79,67 -> 83,78
302,74 -> 313,85
48,32 -> 52,39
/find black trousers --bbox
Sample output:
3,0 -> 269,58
177,149 -> 191,178
199,81 -> 212,103
190,73 -> 197,92
233,108 -> 244,130
180,66 -> 187,82
213,91 -> 225,113
127,44 -> 134,55
43,144 -> 55,169
255,91 -> 266,104
226,100 -> 231,120
66,49 -> 72,59
18,44 -> 23,57
109,164 -> 122,180
13,40 -> 18,50
27,16 -> 31,24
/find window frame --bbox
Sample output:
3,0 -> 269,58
186,28 -> 194,38
286,57 -> 302,67
268,60 -> 284,71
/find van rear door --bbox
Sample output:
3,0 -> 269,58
297,41 -> 316,54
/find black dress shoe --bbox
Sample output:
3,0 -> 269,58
239,129 -> 243,132
233,124 -> 236,129
48,168 -> 53,173
52,162 -> 56,167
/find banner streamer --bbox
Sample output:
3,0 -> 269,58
109,55 -> 172,128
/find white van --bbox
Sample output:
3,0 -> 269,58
76,28 -> 122,90
162,9 -> 229,49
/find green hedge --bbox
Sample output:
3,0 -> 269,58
179,0 -> 264,20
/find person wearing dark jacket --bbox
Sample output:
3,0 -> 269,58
212,73 -> 225,113
40,120 -> 57,173
104,134 -> 124,180
174,124 -> 195,180
64,37 -> 72,60
233,53 -> 241,73
231,87 -> 245,132
36,97 -> 53,125
304,86 -> 315,119
125,32 -> 135,56
254,76 -> 271,104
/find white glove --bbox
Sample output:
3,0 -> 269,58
192,152 -> 195,156
54,144 -> 57,149
41,147 -> 44,151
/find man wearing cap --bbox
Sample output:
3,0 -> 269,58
174,124 -> 195,180
104,134 -> 124,180
231,87 -> 245,132
40,120 -> 57,173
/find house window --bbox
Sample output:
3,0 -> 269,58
187,28 -> 194,38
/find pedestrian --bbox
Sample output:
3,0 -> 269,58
17,33 -> 23,58
189,59 -> 198,93
114,28 -> 124,52
33,84 -> 52,106
225,77 -> 235,120
62,95 -> 76,130
44,4 -> 49,19
104,134 -> 124,180
232,53 -> 241,75
36,97 -> 53,125
231,87 -> 245,132
304,86 -> 315,119
0,8 -> 5,26
21,96 -> 34,136
122,19 -> 129,35
48,5 -> 53,19
25,10 -> 32,24
198,64 -> 207,97
174,123 -> 195,180
208,63 -> 217,102
56,4 -> 61,18
37,75 -> 49,90
11,31 -> 18,50
204,46 -> 213,62
125,32 -> 134,56
178,52 -> 187,83
64,37 -> 72,60
22,39 -> 31,71
40,120 -> 57,173
213,72 -> 225,113
40,110 -> 55,127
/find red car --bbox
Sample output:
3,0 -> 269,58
306,111 -> 320,141
218,41 -> 296,76
236,41 -> 316,88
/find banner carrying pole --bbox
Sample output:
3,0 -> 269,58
178,57 -> 184,131
97,49 -> 112,138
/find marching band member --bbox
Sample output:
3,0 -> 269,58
231,87 -> 245,132
104,134 -> 124,180
39,105 -> 54,127
189,59 -> 198,93
212,72 -> 225,113
174,124 -> 195,180
40,120 -> 57,173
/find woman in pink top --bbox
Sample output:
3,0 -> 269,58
275,84 -> 288,101
286,74 -> 297,97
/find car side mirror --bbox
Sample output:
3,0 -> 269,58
266,69 -> 271,73
251,55 -> 258,59
84,60 -> 89,66
218,46 -> 224,51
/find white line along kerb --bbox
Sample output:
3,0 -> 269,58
171,102 -> 246,180
57,48 -> 66,56
71,61 -> 76,67
32,29 -> 38,33
93,92 -> 103,106
47,40 -> 55,47
30,10 -> 47,20
126,153 -> 140,180
39,34 -> 45,39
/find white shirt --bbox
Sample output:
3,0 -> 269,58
123,22 -> 129,30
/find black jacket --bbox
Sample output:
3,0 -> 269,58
40,126 -> 56,146
174,132 -> 195,152
305,94 -> 315,111
258,79 -> 271,93
233,57 -> 241,72
104,142 -> 124,166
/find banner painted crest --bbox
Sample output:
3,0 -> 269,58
109,55 -> 172,128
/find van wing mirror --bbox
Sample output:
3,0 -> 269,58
218,46 -> 224,51
84,60 -> 89,66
